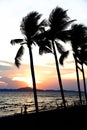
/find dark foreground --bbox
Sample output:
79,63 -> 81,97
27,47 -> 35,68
0,105 -> 87,129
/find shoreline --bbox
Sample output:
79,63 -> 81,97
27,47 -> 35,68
0,105 -> 87,129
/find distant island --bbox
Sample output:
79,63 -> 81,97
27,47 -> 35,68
0,87 -> 33,92
0,87 -> 83,93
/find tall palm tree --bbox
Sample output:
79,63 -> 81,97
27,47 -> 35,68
37,6 -> 75,108
60,24 -> 87,105
10,11 -> 47,113
70,24 -> 87,105
77,44 -> 87,105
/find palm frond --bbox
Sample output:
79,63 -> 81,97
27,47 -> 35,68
39,46 -> 52,55
84,60 -> 87,66
38,39 -> 52,55
71,24 -> 87,47
55,41 -> 65,54
39,19 -> 48,27
38,19 -> 48,33
60,19 -> 76,31
49,6 -> 69,24
38,38 -> 52,55
10,39 -> 24,45
79,50 -> 87,63
80,44 -> 87,51
37,38 -> 52,48
48,6 -> 70,31
56,30 -> 72,42
59,51 -> 69,65
15,59 -> 21,68
47,6 -> 75,42
20,11 -> 42,38
15,46 -> 24,68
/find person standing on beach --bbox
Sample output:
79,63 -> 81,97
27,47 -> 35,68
24,105 -> 27,114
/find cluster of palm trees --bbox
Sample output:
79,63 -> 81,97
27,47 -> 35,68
10,6 -> 87,113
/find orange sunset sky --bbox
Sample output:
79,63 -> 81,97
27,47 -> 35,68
0,0 -> 87,91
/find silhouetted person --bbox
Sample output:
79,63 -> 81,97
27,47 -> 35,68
24,105 -> 27,114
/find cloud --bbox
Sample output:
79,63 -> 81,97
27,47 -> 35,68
0,60 -> 14,70
0,81 -> 8,87
0,60 -> 13,65
62,79 -> 85,91
0,76 -> 28,89
0,65 -> 12,70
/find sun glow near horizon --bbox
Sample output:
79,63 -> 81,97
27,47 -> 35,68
12,77 -> 33,87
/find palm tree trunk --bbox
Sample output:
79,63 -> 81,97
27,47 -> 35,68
74,56 -> 82,105
52,41 -> 66,108
28,45 -> 38,113
82,64 -> 87,105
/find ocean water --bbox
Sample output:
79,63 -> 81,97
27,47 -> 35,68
0,91 -> 85,117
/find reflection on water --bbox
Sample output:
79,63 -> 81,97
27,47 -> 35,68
0,91 -> 85,117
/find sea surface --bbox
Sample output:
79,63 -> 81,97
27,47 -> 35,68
0,91 -> 85,117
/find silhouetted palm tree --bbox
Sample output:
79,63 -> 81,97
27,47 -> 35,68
77,44 -> 87,105
10,11 -> 47,113
48,7 -> 75,108
70,24 -> 87,105
37,6 -> 75,108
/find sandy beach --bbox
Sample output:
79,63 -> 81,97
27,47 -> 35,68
0,105 -> 87,129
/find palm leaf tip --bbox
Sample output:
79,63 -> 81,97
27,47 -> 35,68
39,46 -> 52,55
55,41 -> 65,54
10,39 -> 24,45
15,46 -> 24,68
15,58 -> 20,68
59,51 -> 69,65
